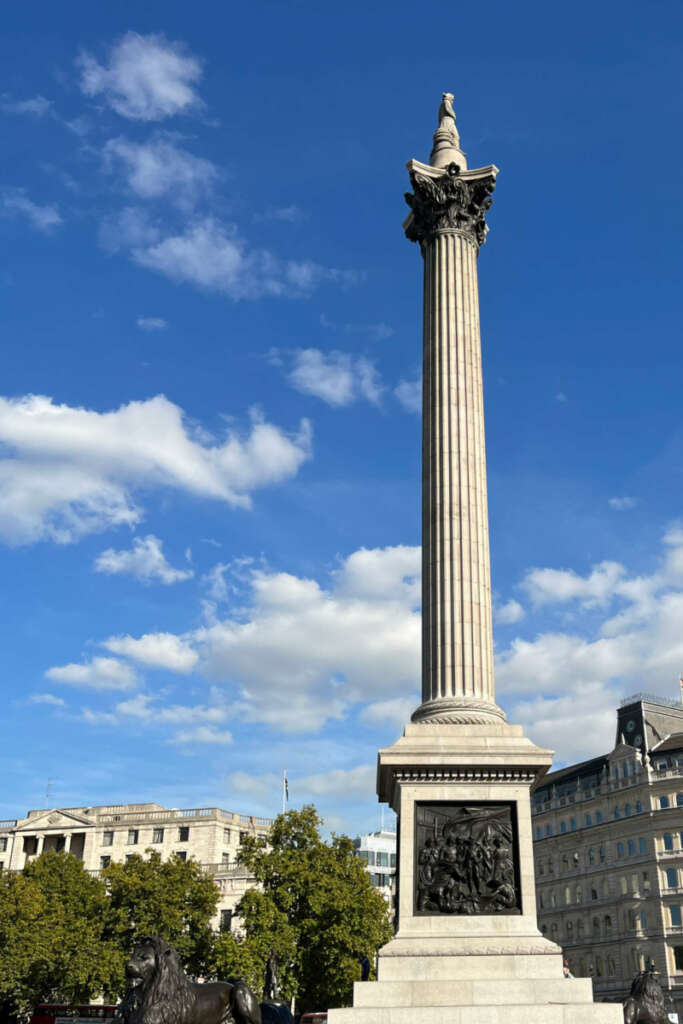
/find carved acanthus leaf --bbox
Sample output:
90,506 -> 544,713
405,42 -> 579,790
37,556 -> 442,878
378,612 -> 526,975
405,164 -> 496,248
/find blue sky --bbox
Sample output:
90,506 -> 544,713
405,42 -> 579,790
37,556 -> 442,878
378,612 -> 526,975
2,0 -> 683,835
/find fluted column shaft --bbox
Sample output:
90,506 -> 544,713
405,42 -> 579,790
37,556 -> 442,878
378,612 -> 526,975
421,230 -> 495,714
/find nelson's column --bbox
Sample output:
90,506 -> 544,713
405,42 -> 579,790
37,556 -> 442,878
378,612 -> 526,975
328,97 -> 621,1024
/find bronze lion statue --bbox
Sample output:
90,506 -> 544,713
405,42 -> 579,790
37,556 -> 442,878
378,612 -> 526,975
623,968 -> 671,1024
115,935 -> 293,1024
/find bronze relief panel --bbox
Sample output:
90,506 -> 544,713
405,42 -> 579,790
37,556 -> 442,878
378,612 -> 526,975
414,801 -> 521,916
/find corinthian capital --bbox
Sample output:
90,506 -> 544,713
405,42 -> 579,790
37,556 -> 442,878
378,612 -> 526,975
404,160 -> 498,249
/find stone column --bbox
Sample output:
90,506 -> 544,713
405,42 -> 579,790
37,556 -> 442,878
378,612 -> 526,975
404,147 -> 502,725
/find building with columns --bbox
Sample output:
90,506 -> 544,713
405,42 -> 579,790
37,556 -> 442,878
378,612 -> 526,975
533,694 -> 683,1015
0,801 -> 272,932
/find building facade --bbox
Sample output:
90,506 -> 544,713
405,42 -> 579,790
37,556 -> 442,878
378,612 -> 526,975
533,694 -> 683,1014
0,801 -> 272,932
353,828 -> 397,904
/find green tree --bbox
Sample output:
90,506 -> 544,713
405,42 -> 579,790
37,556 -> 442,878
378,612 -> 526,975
0,853 -> 121,1023
102,850 -> 220,979
223,806 -> 392,1014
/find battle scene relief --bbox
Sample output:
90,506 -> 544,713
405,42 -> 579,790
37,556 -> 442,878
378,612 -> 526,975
414,802 -> 521,915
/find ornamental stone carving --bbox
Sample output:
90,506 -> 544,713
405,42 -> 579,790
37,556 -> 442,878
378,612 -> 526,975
404,163 -> 496,248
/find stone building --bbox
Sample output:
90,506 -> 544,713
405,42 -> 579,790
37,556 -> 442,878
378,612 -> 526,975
0,801 -> 272,932
353,828 -> 397,904
532,694 -> 683,1014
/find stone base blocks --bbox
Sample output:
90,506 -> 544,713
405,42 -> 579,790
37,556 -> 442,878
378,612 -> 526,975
328,722 -> 623,1024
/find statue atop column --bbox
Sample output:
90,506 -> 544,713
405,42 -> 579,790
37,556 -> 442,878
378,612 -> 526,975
430,92 -> 467,170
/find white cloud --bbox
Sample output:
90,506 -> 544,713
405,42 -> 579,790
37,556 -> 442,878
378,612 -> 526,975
494,599 -> 525,625
359,697 -> 417,731
78,32 -> 203,121
495,527 -> 683,762
82,708 -> 118,725
170,725 -> 233,745
0,95 -> 52,117
0,394 -> 311,544
394,378 -> 421,414
94,535 -> 194,584
1,189 -> 62,232
29,693 -> 65,706
195,544 -> 421,733
99,206 -> 160,253
319,313 -> 394,341
285,349 -> 383,407
137,317 -> 167,331
115,693 -> 228,724
102,632 -> 199,673
132,218 -> 355,301
104,136 -> 217,209
521,560 -> 626,609
46,657 -> 137,691
254,206 -> 303,223
299,765 -> 376,799
608,496 -> 637,511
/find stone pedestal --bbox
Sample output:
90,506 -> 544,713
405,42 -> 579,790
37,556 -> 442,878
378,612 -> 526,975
329,724 -> 621,1024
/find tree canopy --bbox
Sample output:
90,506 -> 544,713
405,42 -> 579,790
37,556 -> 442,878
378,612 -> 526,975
213,806 -> 393,1013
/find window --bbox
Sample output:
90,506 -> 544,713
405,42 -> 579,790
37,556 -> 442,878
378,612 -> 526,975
591,887 -> 598,901
588,848 -> 595,865
596,811 -> 603,824
665,833 -> 674,851
127,830 -> 138,845
599,844 -> 606,862
220,909 -> 233,932
592,916 -> 600,936
100,856 -> 111,868
152,828 -> 164,844
617,842 -> 625,858
661,796 -> 670,809
125,854 -> 135,862
562,854 -> 569,869
564,886 -> 571,905
667,868 -> 678,888
678,794 -> 683,807
176,851 -> 187,862
640,911 -> 648,930
604,915 -> 612,934
628,839 -> 636,856
620,876 -> 628,895
545,824 -> 553,837
102,831 -> 114,846
178,826 -> 190,842
224,829 -> 231,844
366,850 -> 376,866
643,871 -> 651,892
670,906 -> 682,927
390,853 -> 396,867
377,852 -> 389,867
570,818 -> 577,832
536,827 -> 542,840
0,838 -> 7,852
675,947 -> 683,971
622,764 -> 629,779
639,838 -> 647,855
636,801 -> 642,814
560,821 -> 567,834
631,873 -> 639,892
585,814 -> 592,827
615,808 -> 621,819
596,956 -> 603,977
608,956 -> 616,977
239,831 -> 248,844
625,804 -> 631,817
551,889 -> 557,907
221,852 -> 231,866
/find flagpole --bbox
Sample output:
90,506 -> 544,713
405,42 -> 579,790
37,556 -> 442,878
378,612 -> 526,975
282,769 -> 287,815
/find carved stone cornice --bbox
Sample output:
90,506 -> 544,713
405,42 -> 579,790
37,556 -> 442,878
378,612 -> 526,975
404,160 -> 498,249
394,766 -> 539,783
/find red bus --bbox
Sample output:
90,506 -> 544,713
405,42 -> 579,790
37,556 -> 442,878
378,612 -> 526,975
30,1006 -> 118,1023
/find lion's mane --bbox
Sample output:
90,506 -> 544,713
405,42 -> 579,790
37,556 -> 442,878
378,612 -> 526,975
116,936 -> 196,1024
624,970 -> 670,1024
